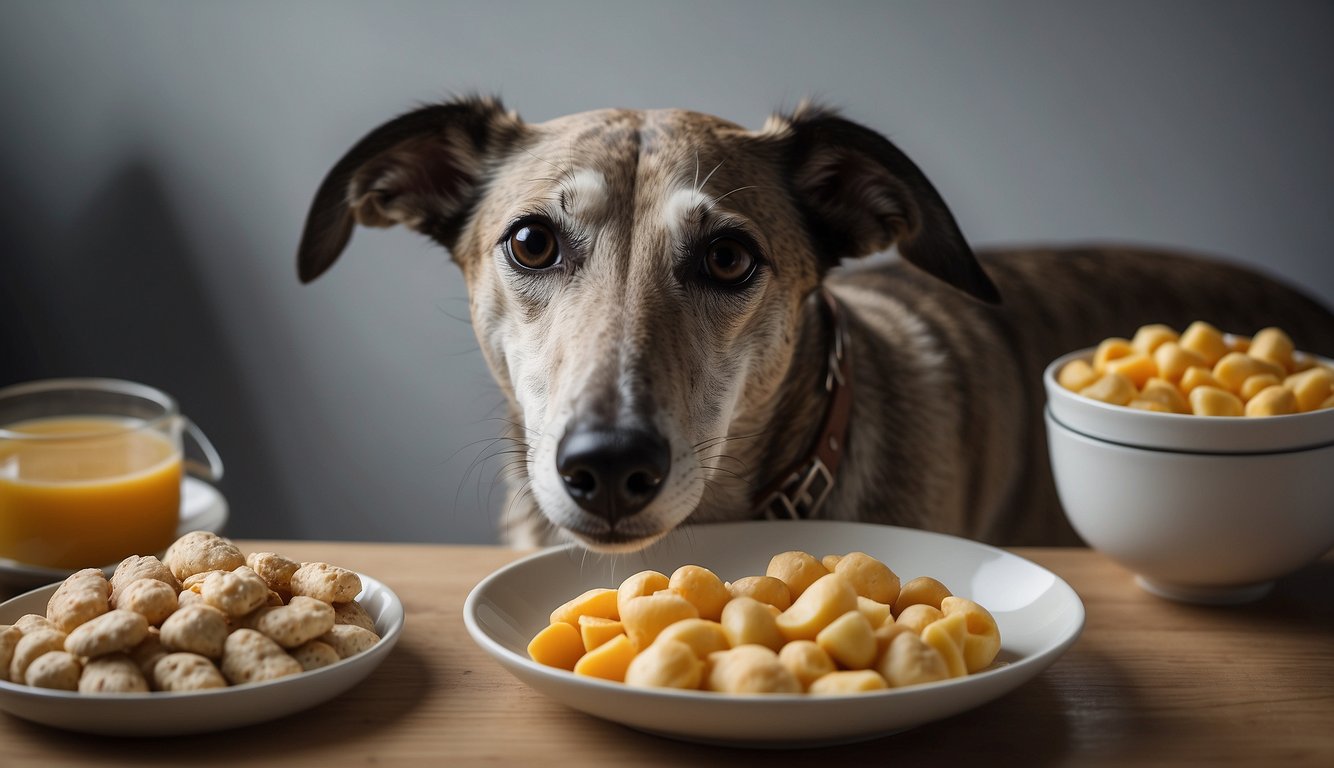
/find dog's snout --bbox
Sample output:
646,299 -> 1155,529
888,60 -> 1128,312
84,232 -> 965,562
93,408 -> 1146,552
556,427 -> 671,523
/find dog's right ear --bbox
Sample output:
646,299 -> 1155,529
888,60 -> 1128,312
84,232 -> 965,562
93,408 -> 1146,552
297,95 -> 525,283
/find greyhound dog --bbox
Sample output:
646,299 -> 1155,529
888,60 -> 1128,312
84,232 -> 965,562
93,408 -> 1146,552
297,96 -> 1334,550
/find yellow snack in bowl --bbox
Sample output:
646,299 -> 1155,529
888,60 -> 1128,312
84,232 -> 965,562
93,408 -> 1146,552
1179,321 -> 1228,366
1239,373 -> 1282,401
572,633 -> 635,681
765,551 -> 829,599
549,588 -> 618,626
893,576 -> 952,615
1092,338 -> 1133,373
1137,378 -> 1190,414
1248,327 -> 1295,370
527,622 -> 584,671
1057,359 -> 1099,392
815,610 -> 877,670
668,565 -> 730,622
877,630 -> 949,688
774,573 -> 858,642
832,552 -> 900,605
894,604 -> 944,635
624,639 -> 703,690
620,593 -> 698,650
1245,386 -> 1298,417
1212,352 -> 1283,394
1153,342 -> 1208,383
808,670 -> 888,694
1079,372 -> 1137,406
1105,353 -> 1157,389
940,596 -> 1001,673
856,596 -> 893,628
653,618 -> 729,658
1286,367 -> 1334,412
577,615 -> 624,652
1189,386 -> 1244,417
1179,366 -> 1222,396
720,597 -> 785,651
921,612 -> 969,679
777,640 -> 836,690
726,576 -> 791,611
616,570 -> 669,616
1131,323 -> 1179,355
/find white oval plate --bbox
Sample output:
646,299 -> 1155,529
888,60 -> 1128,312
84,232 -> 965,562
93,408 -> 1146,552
0,476 -> 230,591
0,573 -> 403,736
464,520 -> 1084,748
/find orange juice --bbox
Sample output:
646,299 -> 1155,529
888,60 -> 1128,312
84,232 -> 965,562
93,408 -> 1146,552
0,416 -> 181,569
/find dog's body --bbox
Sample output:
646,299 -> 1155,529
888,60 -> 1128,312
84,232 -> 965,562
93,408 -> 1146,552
297,97 -> 1334,550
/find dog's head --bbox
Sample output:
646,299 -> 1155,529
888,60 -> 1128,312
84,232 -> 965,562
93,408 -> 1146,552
298,95 -> 995,550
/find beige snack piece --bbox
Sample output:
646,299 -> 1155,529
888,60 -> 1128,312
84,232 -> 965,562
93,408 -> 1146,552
652,618 -> 729,659
777,640 -> 836,690
766,551 -> 829,599
705,644 -> 801,694
14,614 -> 57,634
808,669 -> 888,694
290,562 -> 363,605
726,576 -> 792,611
0,625 -> 19,683
246,551 -> 301,597
617,570 -> 669,616
160,603 -> 230,659
46,568 -> 111,633
290,640 -> 341,671
833,552 -> 901,604
153,652 -> 227,691
10,628 -> 68,683
775,573 -> 858,642
620,592 -> 699,650
320,624 -> 380,659
668,565 -> 731,622
129,628 -> 167,678
878,629 -> 950,688
720,596 -> 786,651
25,650 -> 83,690
893,576 -> 952,615
79,653 -> 150,693
110,555 -> 181,608
333,600 -> 377,632
221,628 -> 303,685
200,566 -> 270,617
65,609 -> 150,658
164,531 -> 246,582
250,595 -> 336,649
624,638 -> 703,690
816,610 -> 877,669
117,578 -> 178,626
895,603 -> 945,635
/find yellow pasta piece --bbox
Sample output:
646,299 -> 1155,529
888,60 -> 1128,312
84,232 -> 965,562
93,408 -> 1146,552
1092,338 -> 1133,373
774,573 -> 858,642
1137,378 -> 1190,414
1240,373 -> 1282,402
1189,386 -> 1244,417
833,552 -> 900,604
668,565 -> 731,622
1153,342 -> 1207,383
1179,366 -> 1222,396
577,615 -> 625,652
624,639 -> 703,690
1245,386 -> 1298,417
892,576 -> 951,615
1057,359 -> 1099,392
620,593 -> 699,651
726,576 -> 792,611
572,633 -> 635,681
1131,323 -> 1179,355
920,613 -> 968,679
1212,352 -> 1283,394
1247,327 -> 1295,371
721,597 -> 786,652
1285,367 -> 1334,412
815,610 -> 877,670
549,588 -> 618,626
654,618 -> 730,658
894,604 -> 944,635
766,551 -> 829,599
527,622 -> 585,671
1105,353 -> 1158,389
856,596 -> 893,628
807,670 -> 888,694
940,596 -> 1001,673
617,571 -> 669,616
1079,372 -> 1137,406
1179,321 -> 1228,366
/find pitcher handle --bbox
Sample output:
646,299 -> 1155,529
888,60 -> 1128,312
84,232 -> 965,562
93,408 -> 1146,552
181,416 -> 225,482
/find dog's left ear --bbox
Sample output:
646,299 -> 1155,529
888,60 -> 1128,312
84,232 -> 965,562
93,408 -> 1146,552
774,105 -> 1000,303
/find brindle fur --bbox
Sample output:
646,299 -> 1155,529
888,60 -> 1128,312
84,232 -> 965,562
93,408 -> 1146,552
297,96 -> 1334,549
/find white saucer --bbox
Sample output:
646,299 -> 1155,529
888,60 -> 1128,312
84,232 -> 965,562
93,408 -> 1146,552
0,477 -> 229,592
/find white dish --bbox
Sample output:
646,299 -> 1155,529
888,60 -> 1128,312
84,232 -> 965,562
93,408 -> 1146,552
0,573 -> 403,736
1044,347 -> 1334,453
464,520 -> 1084,748
0,477 -> 229,591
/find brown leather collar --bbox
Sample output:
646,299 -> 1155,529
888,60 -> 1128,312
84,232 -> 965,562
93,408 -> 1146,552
752,286 -> 854,520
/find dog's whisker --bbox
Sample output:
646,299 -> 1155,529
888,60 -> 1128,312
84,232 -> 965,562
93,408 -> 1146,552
705,185 -> 761,211
697,155 -> 726,195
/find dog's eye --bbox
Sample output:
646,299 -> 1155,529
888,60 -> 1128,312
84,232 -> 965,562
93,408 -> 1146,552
703,237 -> 757,286
507,221 -> 560,270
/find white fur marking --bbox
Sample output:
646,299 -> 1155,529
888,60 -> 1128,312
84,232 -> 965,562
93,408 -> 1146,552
564,169 -> 609,221
662,187 -> 711,238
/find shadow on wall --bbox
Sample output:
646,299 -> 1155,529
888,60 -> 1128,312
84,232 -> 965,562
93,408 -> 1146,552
0,157 -> 292,538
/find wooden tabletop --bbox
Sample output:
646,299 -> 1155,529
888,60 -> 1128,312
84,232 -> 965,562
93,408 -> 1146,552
2,541 -> 1332,767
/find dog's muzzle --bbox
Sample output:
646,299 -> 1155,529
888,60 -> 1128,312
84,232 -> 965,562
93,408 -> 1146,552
556,426 -> 671,525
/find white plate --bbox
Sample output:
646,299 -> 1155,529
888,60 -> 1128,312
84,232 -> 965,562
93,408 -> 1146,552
0,477 -> 229,591
464,520 -> 1085,748
0,573 -> 404,736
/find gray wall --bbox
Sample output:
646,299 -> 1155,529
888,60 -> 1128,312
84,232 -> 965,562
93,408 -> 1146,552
2,0 -> 1330,544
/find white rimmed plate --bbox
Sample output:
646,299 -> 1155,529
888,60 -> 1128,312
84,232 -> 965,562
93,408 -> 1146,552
0,476 -> 230,592
0,573 -> 403,736
464,520 -> 1084,748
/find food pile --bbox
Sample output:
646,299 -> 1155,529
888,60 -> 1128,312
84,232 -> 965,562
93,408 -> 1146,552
528,550 -> 1000,694
0,532 -> 380,693
1059,322 -> 1334,416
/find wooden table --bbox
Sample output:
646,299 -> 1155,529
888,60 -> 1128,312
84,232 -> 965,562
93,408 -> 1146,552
3,542 -> 1331,766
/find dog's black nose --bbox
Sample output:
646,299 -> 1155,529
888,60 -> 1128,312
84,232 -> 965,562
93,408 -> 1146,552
556,427 -> 671,523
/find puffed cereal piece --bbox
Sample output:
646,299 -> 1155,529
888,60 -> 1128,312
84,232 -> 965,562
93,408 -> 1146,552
816,610 -> 877,670
160,603 -> 230,659
1131,324 -> 1178,355
877,630 -> 950,688
620,592 -> 699,650
290,562 -> 363,605
1153,342 -> 1208,383
808,670 -> 888,695
616,570 -> 669,616
110,555 -> 181,608
892,576 -> 952,615
778,640 -> 836,690
164,531 -> 246,582
245,551 -> 300,597
320,624 -> 380,659
65,609 -> 149,658
1286,367 -> 1334,412
25,650 -> 82,690
1057,359 -> 1099,392
221,628 -> 303,685
577,615 -> 625,652
720,597 -> 786,652
652,618 -> 729,658
46,568 -> 111,633
1079,372 -> 1136,406
1248,327 -> 1295,370
129,628 -> 167,678
941,597 -> 1002,673
921,613 -> 969,678
14,614 -> 57,634
705,645 -> 801,694
895,604 -> 944,635
153,652 -> 226,691
1190,385 -> 1244,417
1245,385 -> 1298,417
1179,321 -> 1228,366
726,576 -> 791,611
79,653 -> 149,693
200,566 -> 270,617
0,625 -> 21,683
766,551 -> 829,599
1213,352 -> 1283,394
290,640 -> 341,671
1105,353 -> 1157,389
117,578 -> 178,626
10,628 -> 68,683
1092,337 -> 1133,372
177,588 -> 204,608
624,639 -> 703,690
250,595 -> 336,649
668,565 -> 731,621
527,622 -> 584,670
1179,366 -> 1222,395
833,552 -> 901,604
775,573 -> 858,642
1137,378 -> 1191,414
333,600 -> 377,632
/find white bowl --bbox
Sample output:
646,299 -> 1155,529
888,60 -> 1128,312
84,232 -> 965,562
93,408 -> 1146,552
1045,401 -> 1334,604
464,520 -> 1084,748
1043,348 -> 1334,453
